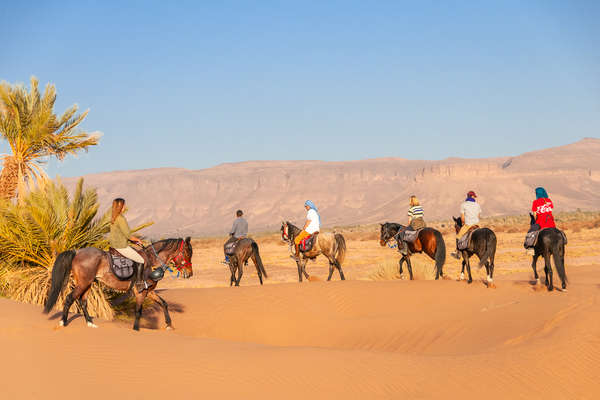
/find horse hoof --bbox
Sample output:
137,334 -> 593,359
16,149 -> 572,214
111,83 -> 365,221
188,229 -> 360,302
87,322 -> 98,328
166,326 -> 173,331
58,320 -> 64,327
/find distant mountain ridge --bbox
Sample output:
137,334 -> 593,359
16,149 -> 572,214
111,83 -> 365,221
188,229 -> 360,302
64,138 -> 600,237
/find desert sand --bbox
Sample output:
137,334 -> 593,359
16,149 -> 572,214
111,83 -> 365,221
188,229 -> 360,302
3,224 -> 600,399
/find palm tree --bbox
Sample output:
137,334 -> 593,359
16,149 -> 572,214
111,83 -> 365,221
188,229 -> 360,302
0,76 -> 99,199
0,178 -> 115,319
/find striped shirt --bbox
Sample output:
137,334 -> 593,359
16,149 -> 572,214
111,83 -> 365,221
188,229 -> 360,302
408,206 -> 424,219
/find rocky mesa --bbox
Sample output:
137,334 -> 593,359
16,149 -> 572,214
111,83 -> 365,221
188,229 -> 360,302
65,138 -> 600,237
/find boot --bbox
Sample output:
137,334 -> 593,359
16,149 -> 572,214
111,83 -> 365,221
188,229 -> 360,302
451,239 -> 461,260
399,241 -> 409,256
135,264 -> 149,291
149,265 -> 166,281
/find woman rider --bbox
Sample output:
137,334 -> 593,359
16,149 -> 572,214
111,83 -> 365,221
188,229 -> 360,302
292,200 -> 320,260
530,187 -> 556,231
109,198 -> 151,290
398,195 -> 426,255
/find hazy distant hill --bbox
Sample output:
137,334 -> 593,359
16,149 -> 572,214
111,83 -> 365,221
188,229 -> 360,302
65,138 -> 600,237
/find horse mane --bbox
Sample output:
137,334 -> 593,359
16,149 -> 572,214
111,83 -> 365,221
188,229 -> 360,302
146,238 -> 180,253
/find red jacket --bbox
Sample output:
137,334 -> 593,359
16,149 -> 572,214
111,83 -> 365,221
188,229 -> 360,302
532,198 -> 556,229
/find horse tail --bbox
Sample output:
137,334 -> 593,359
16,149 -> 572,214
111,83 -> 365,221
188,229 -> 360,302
552,234 -> 567,285
333,233 -> 346,266
251,241 -> 267,278
476,230 -> 497,269
433,230 -> 446,274
43,250 -> 75,314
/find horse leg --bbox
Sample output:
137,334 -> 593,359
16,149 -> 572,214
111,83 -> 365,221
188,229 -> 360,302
77,286 -> 97,328
543,252 -> 554,291
228,263 -> 236,286
296,260 -> 303,282
459,259 -> 466,281
327,261 -> 334,281
236,262 -> 243,286
465,253 -> 473,284
398,257 -> 404,277
336,260 -> 346,280
301,259 -> 310,280
133,290 -> 147,331
406,256 -> 414,280
60,285 -> 85,327
531,254 -> 540,284
148,291 -> 172,329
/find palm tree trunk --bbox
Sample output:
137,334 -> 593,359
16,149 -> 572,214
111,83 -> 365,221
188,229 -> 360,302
0,156 -> 20,199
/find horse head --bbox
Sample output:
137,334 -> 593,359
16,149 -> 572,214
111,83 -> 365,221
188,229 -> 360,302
281,221 -> 290,242
379,222 -> 400,246
452,216 -> 463,234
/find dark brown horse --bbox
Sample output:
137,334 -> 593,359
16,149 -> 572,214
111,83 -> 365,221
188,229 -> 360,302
225,238 -> 268,286
452,217 -> 497,287
379,222 -> 446,280
44,238 -> 193,330
528,213 -> 567,291
281,221 -> 347,282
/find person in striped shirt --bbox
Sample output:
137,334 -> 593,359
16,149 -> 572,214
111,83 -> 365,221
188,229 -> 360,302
398,195 -> 426,255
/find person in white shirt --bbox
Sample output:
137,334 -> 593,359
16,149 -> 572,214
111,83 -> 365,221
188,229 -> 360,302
293,200 -> 321,259
451,190 -> 482,259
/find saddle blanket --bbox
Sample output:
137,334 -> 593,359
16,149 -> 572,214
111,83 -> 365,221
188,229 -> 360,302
108,248 -> 136,280
457,226 -> 480,251
224,240 -> 238,256
299,234 -> 317,252
399,228 -> 422,244
524,228 -> 568,248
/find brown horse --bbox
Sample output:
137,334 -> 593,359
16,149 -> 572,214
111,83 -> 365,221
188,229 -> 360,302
44,238 -> 193,330
379,222 -> 446,280
225,238 -> 268,286
280,221 -> 347,282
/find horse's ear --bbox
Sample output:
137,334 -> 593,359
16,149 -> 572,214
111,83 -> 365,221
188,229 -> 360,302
379,223 -> 384,227
185,236 -> 191,244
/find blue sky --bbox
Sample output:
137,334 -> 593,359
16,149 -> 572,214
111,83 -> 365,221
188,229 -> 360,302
2,0 -> 599,177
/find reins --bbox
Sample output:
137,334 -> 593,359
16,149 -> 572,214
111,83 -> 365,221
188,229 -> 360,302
146,239 -> 190,272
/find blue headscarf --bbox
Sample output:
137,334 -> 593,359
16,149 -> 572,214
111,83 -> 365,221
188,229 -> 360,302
304,200 -> 321,225
535,187 -> 549,199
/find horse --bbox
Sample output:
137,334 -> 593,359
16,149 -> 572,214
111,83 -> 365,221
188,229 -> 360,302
225,238 -> 268,286
280,221 -> 347,282
43,237 -> 193,330
379,222 -> 446,280
528,213 -> 567,291
452,217 -> 497,286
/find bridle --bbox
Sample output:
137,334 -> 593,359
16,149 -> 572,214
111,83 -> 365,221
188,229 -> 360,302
281,223 -> 290,242
148,239 -> 191,273
381,225 -> 399,249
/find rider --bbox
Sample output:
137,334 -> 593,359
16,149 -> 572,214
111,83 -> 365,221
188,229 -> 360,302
223,209 -> 248,263
109,198 -> 149,290
525,187 -> 556,254
398,195 -> 426,255
530,187 -> 556,231
451,190 -> 481,259
292,200 -> 320,260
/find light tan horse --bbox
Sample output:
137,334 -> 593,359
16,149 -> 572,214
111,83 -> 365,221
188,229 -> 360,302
281,221 -> 346,282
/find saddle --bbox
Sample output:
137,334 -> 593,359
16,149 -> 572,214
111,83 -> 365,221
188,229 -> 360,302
457,225 -> 480,251
398,228 -> 423,244
299,232 -> 318,253
224,239 -> 240,256
523,228 -> 568,248
108,248 -> 139,281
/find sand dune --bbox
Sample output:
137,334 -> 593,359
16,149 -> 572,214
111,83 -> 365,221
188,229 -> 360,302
3,265 -> 599,399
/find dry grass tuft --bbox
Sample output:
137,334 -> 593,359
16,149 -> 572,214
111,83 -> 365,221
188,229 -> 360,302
369,256 -> 437,281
